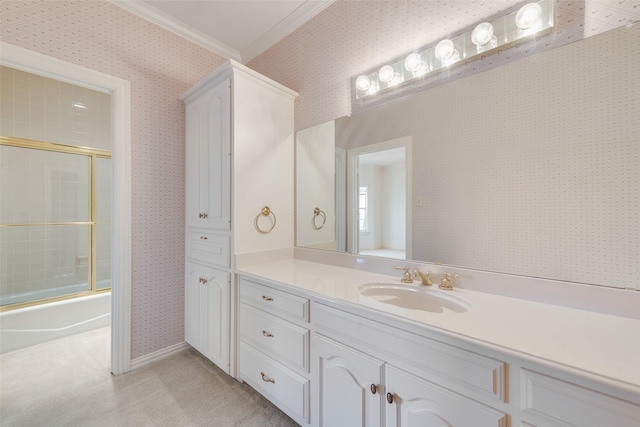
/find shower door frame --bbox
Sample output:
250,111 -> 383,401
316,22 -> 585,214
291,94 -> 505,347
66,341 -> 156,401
0,42 -> 132,376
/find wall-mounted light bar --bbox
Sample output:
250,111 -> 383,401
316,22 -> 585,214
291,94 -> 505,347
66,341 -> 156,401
354,0 -> 554,99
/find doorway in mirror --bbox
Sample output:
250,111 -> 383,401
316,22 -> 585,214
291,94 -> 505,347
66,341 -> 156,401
347,137 -> 412,260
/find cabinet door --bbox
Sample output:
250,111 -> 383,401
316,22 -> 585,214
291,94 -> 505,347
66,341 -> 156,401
185,261 -> 230,372
185,81 -> 231,230
312,334 -> 383,427
386,365 -> 507,427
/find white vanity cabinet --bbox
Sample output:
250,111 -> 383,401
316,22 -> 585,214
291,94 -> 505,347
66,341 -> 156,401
384,365 -> 507,427
181,60 -> 297,375
238,278 -> 311,425
236,265 -> 640,427
184,261 -> 229,368
313,334 -> 383,427
311,303 -> 508,427
184,81 -> 231,231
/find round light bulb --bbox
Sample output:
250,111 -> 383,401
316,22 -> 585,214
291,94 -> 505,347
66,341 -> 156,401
515,3 -> 542,30
434,39 -> 456,61
404,53 -> 422,72
378,65 -> 395,83
471,22 -> 494,47
355,75 -> 371,91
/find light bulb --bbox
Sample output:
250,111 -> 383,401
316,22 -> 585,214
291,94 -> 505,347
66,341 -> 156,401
378,65 -> 395,83
434,39 -> 456,61
515,3 -> 542,30
356,75 -> 371,91
471,22 -> 494,47
404,53 -> 422,72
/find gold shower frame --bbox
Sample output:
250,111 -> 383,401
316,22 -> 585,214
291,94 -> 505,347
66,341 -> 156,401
0,136 -> 111,311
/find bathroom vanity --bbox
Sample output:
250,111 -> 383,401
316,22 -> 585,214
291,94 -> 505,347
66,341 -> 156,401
236,258 -> 640,427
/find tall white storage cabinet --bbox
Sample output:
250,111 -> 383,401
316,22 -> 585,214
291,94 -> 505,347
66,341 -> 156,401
181,60 -> 297,374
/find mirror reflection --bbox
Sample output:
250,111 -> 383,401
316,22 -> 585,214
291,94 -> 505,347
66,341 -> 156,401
296,24 -> 639,289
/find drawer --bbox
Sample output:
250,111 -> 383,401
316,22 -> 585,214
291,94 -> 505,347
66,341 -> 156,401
186,231 -> 230,268
240,278 -> 309,323
240,342 -> 310,425
313,303 -> 507,403
521,369 -> 640,427
240,303 -> 309,372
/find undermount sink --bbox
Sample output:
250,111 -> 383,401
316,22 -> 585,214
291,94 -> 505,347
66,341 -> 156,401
358,283 -> 471,313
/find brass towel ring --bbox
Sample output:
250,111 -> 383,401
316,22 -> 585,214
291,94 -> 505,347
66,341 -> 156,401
312,207 -> 326,230
255,206 -> 276,234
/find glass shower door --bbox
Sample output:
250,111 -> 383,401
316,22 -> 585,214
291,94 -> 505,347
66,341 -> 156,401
0,145 -> 92,306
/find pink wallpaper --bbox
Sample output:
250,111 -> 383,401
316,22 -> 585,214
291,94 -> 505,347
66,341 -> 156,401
248,0 -> 640,131
0,0 -> 227,358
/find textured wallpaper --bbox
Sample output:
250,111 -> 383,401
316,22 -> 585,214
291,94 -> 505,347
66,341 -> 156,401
248,0 -> 640,131
0,0 -> 226,358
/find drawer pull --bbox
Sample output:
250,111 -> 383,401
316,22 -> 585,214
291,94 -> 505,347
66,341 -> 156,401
262,330 -> 273,338
199,212 -> 208,219
200,236 -> 208,240
260,372 -> 275,383
262,295 -> 273,302
199,277 -> 208,284
386,392 -> 394,404
370,384 -> 377,394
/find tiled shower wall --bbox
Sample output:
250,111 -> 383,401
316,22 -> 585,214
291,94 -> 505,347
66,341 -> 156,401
0,1 -> 226,358
0,65 -> 111,148
0,66 -> 112,303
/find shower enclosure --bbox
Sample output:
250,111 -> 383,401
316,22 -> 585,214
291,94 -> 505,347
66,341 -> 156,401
0,65 -> 112,313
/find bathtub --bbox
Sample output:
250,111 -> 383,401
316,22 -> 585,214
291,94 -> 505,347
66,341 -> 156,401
0,292 -> 111,354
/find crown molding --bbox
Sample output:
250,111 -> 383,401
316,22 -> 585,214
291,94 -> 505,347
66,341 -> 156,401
242,0 -> 336,63
107,0 -> 242,62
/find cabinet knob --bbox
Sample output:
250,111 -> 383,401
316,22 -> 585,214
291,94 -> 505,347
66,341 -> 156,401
260,372 -> 275,383
262,295 -> 273,302
262,330 -> 274,338
386,392 -> 394,404
370,384 -> 377,394
199,277 -> 208,284
200,236 -> 208,240
199,212 -> 209,219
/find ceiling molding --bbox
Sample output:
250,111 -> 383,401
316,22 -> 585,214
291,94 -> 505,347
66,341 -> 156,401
107,0 -> 243,62
241,0 -> 337,64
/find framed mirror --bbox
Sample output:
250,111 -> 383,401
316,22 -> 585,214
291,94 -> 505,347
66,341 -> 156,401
295,23 -> 639,290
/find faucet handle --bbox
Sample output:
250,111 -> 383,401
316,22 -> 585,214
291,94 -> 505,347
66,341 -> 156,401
439,272 -> 460,290
395,266 -> 413,283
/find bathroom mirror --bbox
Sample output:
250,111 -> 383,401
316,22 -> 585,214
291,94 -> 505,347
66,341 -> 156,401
295,24 -> 639,290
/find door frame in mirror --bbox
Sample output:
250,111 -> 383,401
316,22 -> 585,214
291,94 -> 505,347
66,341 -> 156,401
347,136 -> 412,259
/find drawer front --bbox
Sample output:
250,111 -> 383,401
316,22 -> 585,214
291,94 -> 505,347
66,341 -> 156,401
240,303 -> 309,372
521,369 -> 640,427
240,278 -> 309,323
313,303 -> 507,403
186,231 -> 230,268
240,342 -> 310,424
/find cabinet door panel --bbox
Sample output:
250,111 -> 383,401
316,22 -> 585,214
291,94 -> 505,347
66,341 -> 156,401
185,82 -> 231,231
312,334 -> 383,427
185,261 -> 230,372
386,365 -> 507,427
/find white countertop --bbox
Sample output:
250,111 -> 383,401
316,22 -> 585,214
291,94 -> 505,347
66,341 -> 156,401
237,258 -> 640,391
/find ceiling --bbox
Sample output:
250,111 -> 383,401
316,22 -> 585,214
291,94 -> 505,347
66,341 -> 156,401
109,0 -> 335,64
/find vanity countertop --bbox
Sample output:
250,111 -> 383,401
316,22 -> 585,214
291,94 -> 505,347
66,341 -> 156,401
237,258 -> 640,391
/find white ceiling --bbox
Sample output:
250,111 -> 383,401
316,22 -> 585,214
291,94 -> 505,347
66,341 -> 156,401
109,0 -> 335,63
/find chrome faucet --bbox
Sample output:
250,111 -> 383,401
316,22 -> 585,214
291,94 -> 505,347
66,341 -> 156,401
439,272 -> 460,290
395,266 -> 413,283
414,270 -> 433,286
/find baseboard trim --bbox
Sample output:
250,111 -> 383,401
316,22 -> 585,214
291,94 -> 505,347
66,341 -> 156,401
130,342 -> 190,370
